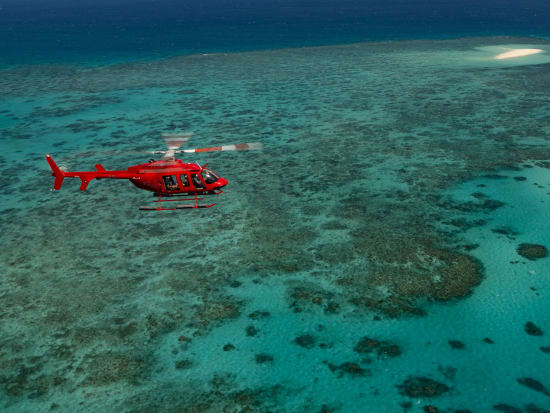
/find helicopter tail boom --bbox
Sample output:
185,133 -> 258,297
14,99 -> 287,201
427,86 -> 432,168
46,155 -> 134,191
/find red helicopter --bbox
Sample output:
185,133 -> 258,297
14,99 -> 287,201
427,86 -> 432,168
46,133 -> 262,210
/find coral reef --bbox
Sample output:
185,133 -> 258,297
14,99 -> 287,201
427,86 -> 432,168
255,354 -> 274,364
397,377 -> 450,398
525,322 -> 544,336
493,405 -> 522,413
1,36 -> 550,412
325,361 -> 369,378
353,337 -> 401,358
448,340 -> 466,350
294,334 -> 316,349
517,377 -> 550,396
517,244 -> 548,260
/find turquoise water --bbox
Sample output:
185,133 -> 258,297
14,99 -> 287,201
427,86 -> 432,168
1,37 -> 550,412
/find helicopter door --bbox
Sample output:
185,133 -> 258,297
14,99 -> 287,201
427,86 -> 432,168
190,173 -> 206,190
179,174 -> 190,187
179,174 -> 191,191
162,175 -> 180,192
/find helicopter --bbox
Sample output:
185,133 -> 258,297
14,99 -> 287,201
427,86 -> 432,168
46,133 -> 262,210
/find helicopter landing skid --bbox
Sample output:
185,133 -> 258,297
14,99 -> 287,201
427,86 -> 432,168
139,193 -> 216,211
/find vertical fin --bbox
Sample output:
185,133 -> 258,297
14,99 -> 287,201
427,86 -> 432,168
46,154 -> 65,190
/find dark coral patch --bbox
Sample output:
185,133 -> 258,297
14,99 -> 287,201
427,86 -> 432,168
437,365 -> 457,381
353,336 -> 401,358
175,359 -> 193,370
448,340 -> 466,350
517,244 -> 548,260
325,361 -> 368,378
397,377 -> 450,398
248,310 -> 270,320
493,404 -> 522,413
525,403 -> 550,413
246,325 -> 259,337
491,227 -> 518,238
517,377 -> 550,396
400,401 -> 413,410
324,301 -> 340,314
79,352 -> 146,386
294,334 -> 316,349
255,354 -> 274,364
448,198 -> 505,213
447,218 -> 486,230
346,236 -> 483,316
525,322 -> 544,336
318,404 -> 339,413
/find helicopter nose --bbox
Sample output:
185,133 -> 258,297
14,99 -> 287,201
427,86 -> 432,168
217,177 -> 228,187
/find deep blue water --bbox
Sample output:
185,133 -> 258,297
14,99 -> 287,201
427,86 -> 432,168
1,0 -> 550,65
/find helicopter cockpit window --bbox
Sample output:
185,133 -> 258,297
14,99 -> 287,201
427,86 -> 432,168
191,174 -> 205,189
180,174 -> 189,187
201,168 -> 219,184
162,175 -> 180,191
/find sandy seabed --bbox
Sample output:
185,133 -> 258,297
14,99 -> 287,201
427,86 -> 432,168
495,48 -> 543,59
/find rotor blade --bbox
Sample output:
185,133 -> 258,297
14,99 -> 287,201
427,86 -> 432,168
174,142 -> 263,154
162,132 -> 193,150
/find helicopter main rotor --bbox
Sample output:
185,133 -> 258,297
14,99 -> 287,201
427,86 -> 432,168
148,132 -> 262,159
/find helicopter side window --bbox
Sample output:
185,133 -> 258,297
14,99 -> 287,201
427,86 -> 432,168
201,168 -> 219,184
180,174 -> 190,187
191,174 -> 205,189
162,175 -> 180,191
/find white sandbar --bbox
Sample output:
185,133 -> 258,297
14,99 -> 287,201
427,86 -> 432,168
494,48 -> 543,60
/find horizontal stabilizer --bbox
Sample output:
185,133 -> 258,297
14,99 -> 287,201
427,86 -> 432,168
54,175 -> 64,190
79,177 -> 92,191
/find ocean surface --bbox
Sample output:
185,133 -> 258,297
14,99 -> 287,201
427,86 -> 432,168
1,0 -> 550,66
1,1 -> 550,413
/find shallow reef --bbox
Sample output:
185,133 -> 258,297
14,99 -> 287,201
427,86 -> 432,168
517,377 -> 550,396
353,336 -> 401,358
448,340 -> 466,350
1,36 -> 550,412
517,243 -> 549,260
294,334 -> 316,349
396,376 -> 451,398
325,361 -> 369,378
525,322 -> 544,337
